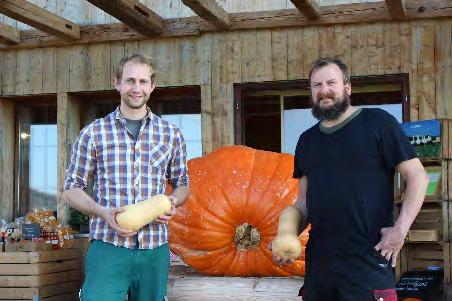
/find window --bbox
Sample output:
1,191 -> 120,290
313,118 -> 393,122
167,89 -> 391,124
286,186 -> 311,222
15,99 -> 57,217
77,86 -> 202,160
234,74 -> 409,154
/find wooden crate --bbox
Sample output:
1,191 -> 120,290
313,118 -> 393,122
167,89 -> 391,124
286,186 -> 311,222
0,249 -> 81,301
396,242 -> 446,281
395,159 -> 452,203
167,264 -> 303,301
395,202 -> 452,242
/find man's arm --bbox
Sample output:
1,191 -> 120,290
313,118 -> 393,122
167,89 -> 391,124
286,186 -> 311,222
293,176 -> 308,234
63,188 -> 135,236
375,157 -> 428,267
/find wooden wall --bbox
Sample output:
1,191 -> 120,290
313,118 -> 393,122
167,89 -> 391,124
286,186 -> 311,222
0,18 -> 451,221
0,0 -> 381,29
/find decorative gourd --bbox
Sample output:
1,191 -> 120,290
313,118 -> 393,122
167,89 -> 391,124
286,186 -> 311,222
169,145 -> 309,276
271,207 -> 303,260
116,194 -> 171,231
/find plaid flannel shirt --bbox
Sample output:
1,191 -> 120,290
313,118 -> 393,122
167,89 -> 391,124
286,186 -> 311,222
64,107 -> 189,249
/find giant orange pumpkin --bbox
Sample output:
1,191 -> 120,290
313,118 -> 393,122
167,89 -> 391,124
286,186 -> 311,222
169,145 -> 309,276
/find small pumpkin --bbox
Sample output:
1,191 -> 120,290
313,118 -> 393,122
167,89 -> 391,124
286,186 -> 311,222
169,145 -> 309,276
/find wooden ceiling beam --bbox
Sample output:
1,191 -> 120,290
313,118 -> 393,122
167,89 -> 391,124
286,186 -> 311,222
0,0 -> 80,40
290,0 -> 321,19
86,0 -> 164,36
385,0 -> 407,19
181,0 -> 230,29
0,22 -> 20,44
3,0 -> 451,50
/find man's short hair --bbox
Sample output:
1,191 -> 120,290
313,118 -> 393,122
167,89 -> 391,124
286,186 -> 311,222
308,57 -> 350,84
115,53 -> 155,82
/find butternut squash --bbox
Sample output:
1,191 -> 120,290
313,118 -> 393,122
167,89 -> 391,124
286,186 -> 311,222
271,206 -> 302,260
116,194 -> 172,231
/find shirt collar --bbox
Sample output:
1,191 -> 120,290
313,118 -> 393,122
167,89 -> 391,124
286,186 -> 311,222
114,106 -> 156,124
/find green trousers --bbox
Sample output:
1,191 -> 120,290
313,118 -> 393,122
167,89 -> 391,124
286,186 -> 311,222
81,240 -> 169,301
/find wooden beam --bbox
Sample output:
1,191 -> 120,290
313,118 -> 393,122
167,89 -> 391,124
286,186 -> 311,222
290,0 -> 321,19
86,0 -> 164,36
0,22 -> 20,44
385,0 -> 407,19
0,0 -> 80,40
181,0 -> 230,29
2,0 -> 451,50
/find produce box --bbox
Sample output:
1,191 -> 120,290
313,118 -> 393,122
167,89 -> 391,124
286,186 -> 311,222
0,248 -> 80,300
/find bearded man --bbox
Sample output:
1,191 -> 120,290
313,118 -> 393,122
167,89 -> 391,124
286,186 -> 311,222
63,53 -> 189,301
272,57 -> 428,301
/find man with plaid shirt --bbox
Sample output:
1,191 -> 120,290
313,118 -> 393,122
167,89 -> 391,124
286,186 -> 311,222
63,53 -> 189,301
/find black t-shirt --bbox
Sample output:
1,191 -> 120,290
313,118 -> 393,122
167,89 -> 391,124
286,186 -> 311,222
293,108 -> 416,259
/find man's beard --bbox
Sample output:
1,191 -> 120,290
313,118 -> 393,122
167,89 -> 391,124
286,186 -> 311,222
122,94 -> 149,110
311,89 -> 350,121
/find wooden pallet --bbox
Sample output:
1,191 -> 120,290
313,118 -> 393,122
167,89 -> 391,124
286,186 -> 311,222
167,264 -> 303,301
0,249 -> 81,301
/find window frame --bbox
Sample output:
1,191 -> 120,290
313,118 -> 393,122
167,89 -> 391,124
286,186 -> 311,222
233,74 -> 410,146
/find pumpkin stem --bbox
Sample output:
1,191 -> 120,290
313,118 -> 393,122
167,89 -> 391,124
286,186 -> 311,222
234,223 -> 261,251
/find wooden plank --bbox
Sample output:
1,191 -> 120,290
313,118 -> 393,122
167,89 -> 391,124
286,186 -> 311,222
240,30 -> 257,82
399,22 -> 411,74
272,29 -> 288,81
224,31 -> 241,84
0,99 -> 14,222
197,33 -> 212,85
0,270 -> 79,287
56,46 -> 70,93
57,94 -> 81,225
435,20 -> 452,119
334,24 -> 352,69
407,229 -> 441,242
444,242 -> 452,282
0,22 -> 19,44
1,51 -> 17,95
0,259 -> 80,276
86,0 -> 164,35
301,26 -> 319,79
180,38 -> 197,86
290,0 -> 321,19
385,0 -> 407,19
168,268 -> 303,301
5,1 -> 452,50
87,43 -> 111,91
0,0 -> 80,40
201,84 -> 213,155
367,23 -> 384,75
255,29 -> 273,82
350,25 -> 368,76
124,41 -> 139,57
319,25 -> 335,59
0,249 -> 80,264
383,22 -> 401,74
42,47 -> 56,93
287,28 -> 303,80
181,0 -> 230,29
415,21 -> 436,120
29,48 -> 43,94
15,49 -> 30,95
0,281 -> 79,300
69,45 -> 88,92
110,42 -> 125,89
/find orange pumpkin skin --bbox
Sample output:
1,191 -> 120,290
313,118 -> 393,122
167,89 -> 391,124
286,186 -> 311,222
169,145 -> 309,276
